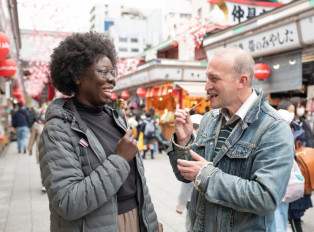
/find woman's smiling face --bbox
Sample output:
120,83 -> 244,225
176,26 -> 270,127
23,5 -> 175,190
74,56 -> 116,107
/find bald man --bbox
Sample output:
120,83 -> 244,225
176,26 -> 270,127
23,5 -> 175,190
168,47 -> 294,231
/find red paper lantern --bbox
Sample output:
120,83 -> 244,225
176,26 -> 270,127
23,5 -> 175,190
0,32 -> 10,61
121,91 -> 130,100
136,88 -> 146,97
12,88 -> 23,98
0,59 -> 17,77
254,63 -> 270,80
111,93 -> 118,101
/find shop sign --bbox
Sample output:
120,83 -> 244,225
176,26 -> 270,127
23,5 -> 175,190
208,0 -> 284,26
226,22 -> 300,57
183,68 -> 206,81
149,67 -> 181,82
130,72 -> 150,86
224,1 -> 276,26
300,15 -> 314,45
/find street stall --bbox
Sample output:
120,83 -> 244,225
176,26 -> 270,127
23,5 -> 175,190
144,82 -> 210,140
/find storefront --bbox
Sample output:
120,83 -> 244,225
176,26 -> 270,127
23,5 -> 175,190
0,0 -> 21,151
203,0 -> 314,107
114,58 -> 210,139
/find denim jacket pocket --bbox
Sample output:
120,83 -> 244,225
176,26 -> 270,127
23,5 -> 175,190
225,142 -> 254,159
223,142 -> 255,178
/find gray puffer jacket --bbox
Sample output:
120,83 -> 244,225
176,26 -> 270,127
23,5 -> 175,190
39,98 -> 158,232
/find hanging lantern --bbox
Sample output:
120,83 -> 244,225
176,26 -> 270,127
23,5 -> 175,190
136,88 -> 146,97
12,88 -> 23,98
121,91 -> 130,100
111,93 -> 118,101
0,59 -> 17,77
254,63 -> 270,80
0,32 -> 10,61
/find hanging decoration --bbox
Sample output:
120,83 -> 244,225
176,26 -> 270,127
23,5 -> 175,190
254,63 -> 270,80
170,17 -> 227,50
0,32 -> 10,61
0,59 -> 17,77
12,88 -> 23,98
136,88 -> 147,97
111,93 -> 118,101
121,91 -> 130,100
23,61 -> 50,101
117,57 -> 142,77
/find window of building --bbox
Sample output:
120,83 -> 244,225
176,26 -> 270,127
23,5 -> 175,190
104,21 -> 114,31
130,38 -> 138,43
119,47 -> 128,52
119,37 -> 128,42
131,48 -> 139,52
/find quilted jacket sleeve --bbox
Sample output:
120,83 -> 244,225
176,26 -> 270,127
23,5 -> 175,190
39,121 -> 130,221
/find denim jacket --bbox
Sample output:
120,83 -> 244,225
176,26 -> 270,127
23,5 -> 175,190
168,89 -> 294,232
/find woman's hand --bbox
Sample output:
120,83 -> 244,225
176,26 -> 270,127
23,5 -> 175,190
115,129 -> 138,162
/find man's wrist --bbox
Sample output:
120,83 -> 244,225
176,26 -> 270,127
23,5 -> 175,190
177,137 -> 191,146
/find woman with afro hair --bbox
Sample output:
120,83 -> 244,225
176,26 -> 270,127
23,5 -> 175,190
39,32 -> 162,232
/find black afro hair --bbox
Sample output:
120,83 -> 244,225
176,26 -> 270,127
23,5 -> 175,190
49,31 -> 117,96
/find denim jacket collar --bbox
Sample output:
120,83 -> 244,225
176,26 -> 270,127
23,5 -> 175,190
242,88 -> 264,125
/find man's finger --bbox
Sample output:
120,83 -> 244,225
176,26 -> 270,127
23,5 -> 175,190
177,159 -> 194,167
177,165 -> 191,173
190,150 -> 206,161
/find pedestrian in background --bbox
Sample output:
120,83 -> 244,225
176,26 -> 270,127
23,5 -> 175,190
140,112 -> 156,159
168,47 -> 294,231
39,32 -> 161,232
28,102 -> 48,192
11,102 -> 30,154
269,100 -> 296,232
288,97 -> 313,232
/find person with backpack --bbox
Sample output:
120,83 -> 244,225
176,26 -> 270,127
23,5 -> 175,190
140,112 -> 156,159
288,97 -> 313,232
11,102 -> 30,153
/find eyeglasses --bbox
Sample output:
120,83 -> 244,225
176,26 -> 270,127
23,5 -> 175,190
97,69 -> 117,79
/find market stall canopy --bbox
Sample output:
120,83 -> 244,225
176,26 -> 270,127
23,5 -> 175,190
146,86 -> 171,98
173,82 -> 207,97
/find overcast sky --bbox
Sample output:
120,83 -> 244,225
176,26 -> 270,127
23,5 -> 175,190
17,0 -> 191,32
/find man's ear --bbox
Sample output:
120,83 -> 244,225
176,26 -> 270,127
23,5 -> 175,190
238,74 -> 249,89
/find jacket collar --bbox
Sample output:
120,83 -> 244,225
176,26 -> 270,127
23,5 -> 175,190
242,88 -> 264,125
46,97 -> 127,133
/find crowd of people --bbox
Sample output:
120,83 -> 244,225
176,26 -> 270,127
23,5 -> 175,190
9,31 -> 313,232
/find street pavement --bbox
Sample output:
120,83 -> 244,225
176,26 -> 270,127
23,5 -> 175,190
0,142 -> 314,232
